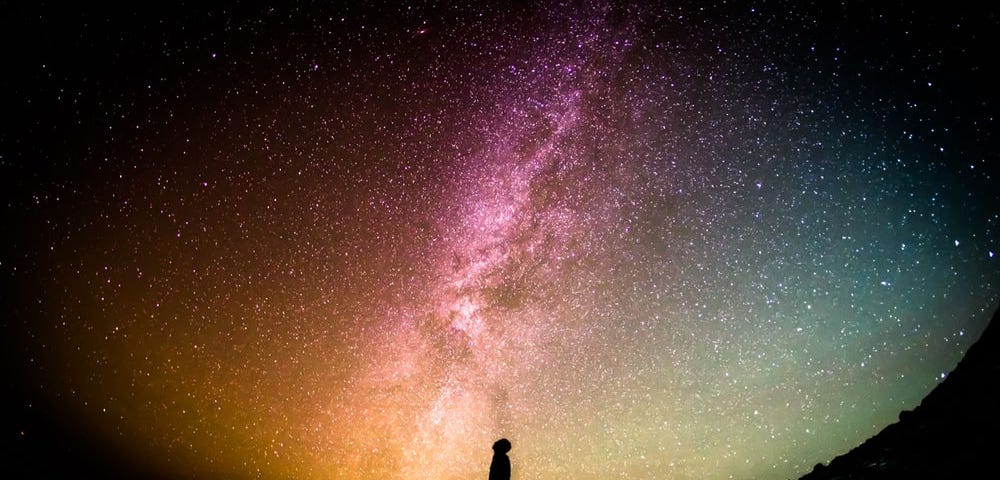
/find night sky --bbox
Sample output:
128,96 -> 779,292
2,2 -> 999,480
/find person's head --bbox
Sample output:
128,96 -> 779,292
492,438 -> 512,454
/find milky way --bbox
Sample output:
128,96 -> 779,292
3,2 -> 999,480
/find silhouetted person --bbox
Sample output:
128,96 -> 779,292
489,438 -> 511,480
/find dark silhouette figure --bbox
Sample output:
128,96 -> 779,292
489,438 -> 512,480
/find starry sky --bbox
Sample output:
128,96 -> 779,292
2,2 -> 999,480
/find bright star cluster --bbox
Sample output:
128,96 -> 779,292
3,2 -> 999,480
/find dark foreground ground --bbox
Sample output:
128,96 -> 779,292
799,305 -> 1000,480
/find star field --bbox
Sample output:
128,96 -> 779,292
2,2 -> 999,480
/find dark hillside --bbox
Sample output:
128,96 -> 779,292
800,306 -> 1000,479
